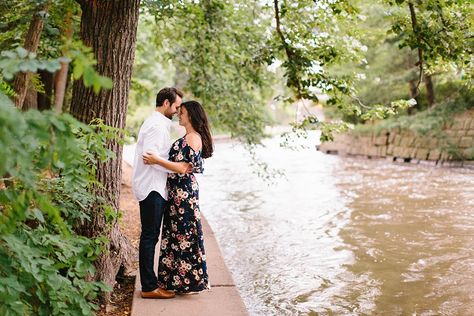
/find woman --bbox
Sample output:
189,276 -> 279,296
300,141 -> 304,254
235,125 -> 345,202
142,100 -> 214,294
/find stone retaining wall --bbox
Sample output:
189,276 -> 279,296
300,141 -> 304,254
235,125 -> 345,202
318,109 -> 474,167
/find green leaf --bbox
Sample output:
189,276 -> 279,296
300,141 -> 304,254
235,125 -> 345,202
16,47 -> 28,59
0,92 -> 14,107
72,61 -> 83,79
32,208 -> 45,223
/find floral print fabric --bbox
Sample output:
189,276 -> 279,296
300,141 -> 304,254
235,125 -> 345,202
157,136 -> 209,293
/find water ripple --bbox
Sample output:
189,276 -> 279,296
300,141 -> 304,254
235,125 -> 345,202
200,134 -> 474,315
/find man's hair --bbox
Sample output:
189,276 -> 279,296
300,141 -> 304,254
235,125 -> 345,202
156,87 -> 184,107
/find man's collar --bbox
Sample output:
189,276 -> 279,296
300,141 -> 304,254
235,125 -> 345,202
154,110 -> 171,124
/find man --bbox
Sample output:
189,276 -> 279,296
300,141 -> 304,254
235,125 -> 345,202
132,87 -> 189,299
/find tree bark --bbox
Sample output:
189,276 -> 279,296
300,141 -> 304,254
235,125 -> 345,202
409,79 -> 418,100
23,82 -> 38,110
408,79 -> 419,115
13,2 -> 50,110
406,52 -> 420,114
54,11 -> 74,113
69,0 -> 140,297
54,62 -> 69,112
424,75 -> 435,107
37,69 -> 54,111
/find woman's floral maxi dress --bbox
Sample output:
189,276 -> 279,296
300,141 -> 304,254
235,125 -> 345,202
157,136 -> 210,293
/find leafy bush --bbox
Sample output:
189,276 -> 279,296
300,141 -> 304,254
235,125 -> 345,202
353,89 -> 474,136
0,98 -> 116,315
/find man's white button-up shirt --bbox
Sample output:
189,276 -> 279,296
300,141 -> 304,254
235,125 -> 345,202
132,111 -> 172,201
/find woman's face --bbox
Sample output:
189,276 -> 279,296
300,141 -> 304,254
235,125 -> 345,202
178,105 -> 190,126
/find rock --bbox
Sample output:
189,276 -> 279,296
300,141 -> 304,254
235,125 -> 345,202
415,148 -> 429,160
387,145 -> 394,156
400,136 -> 416,147
427,150 -> 441,161
452,118 -> 465,130
459,136 -> 473,148
393,135 -> 402,146
464,118 -> 472,129
374,136 -> 388,146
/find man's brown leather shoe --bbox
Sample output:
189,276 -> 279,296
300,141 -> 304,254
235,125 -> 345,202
141,288 -> 175,299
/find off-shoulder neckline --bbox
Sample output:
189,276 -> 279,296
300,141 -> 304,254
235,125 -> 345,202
181,136 -> 202,154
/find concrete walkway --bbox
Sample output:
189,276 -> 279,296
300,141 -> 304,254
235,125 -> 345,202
130,217 -> 249,316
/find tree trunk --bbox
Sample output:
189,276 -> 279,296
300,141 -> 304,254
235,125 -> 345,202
23,82 -> 38,110
424,75 -> 435,107
13,2 -> 50,110
54,11 -> 74,113
54,62 -> 69,112
69,0 -> 140,297
407,52 -> 420,115
409,79 -> 418,100
408,79 -> 419,115
37,69 -> 54,111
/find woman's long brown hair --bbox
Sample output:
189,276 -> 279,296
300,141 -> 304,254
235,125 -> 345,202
182,101 -> 214,158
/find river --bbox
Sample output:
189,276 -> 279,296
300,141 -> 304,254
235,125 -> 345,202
198,132 -> 474,316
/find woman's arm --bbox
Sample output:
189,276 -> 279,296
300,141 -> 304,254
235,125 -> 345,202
142,152 -> 191,173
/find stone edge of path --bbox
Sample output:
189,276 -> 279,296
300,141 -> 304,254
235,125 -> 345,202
130,216 -> 249,316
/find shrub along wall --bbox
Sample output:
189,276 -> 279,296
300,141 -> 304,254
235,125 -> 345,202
318,109 -> 474,167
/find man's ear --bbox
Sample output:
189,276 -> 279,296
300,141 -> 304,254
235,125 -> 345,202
163,99 -> 170,108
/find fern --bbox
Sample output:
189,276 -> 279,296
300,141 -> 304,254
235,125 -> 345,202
0,78 -> 16,97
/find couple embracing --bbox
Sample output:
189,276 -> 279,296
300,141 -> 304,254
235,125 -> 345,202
132,87 -> 213,299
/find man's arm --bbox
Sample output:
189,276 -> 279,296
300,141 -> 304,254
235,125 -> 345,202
142,125 -> 190,173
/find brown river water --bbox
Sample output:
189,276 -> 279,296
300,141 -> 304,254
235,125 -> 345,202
198,132 -> 474,316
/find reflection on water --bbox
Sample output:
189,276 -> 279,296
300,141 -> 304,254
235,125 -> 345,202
199,133 -> 474,315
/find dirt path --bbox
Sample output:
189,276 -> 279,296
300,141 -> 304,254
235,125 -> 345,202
98,162 -> 139,316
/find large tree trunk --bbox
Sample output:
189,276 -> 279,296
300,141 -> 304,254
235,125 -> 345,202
69,0 -> 140,297
13,2 -> 50,110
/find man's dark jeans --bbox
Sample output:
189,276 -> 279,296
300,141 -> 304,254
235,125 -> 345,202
139,191 -> 166,292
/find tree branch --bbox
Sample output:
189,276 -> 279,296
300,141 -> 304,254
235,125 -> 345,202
273,0 -> 292,59
273,0 -> 302,99
408,1 -> 423,96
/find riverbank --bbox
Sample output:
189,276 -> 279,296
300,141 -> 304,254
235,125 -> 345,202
117,160 -> 248,316
317,108 -> 474,168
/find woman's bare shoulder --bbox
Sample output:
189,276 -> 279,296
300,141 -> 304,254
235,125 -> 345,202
185,132 -> 202,152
